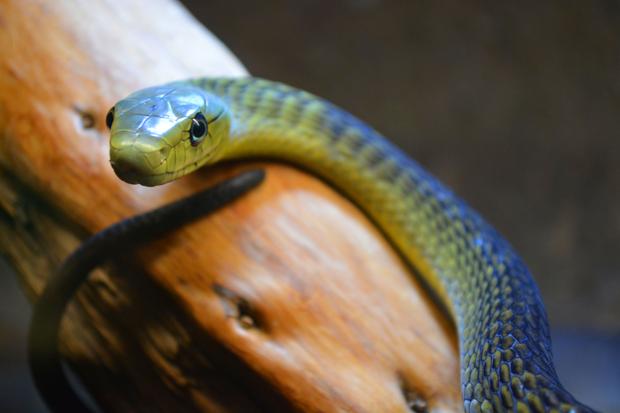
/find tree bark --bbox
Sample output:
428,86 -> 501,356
0,0 -> 460,411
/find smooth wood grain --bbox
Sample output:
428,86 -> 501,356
0,0 -> 461,411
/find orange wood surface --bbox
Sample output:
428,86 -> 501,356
0,1 -> 461,411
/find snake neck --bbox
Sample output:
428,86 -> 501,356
195,77 -> 594,413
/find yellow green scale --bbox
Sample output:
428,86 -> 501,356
109,77 -> 594,413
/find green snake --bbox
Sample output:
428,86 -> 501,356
29,77 -> 595,413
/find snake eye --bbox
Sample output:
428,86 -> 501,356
105,107 -> 115,129
189,112 -> 208,146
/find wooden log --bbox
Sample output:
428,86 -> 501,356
0,0 -> 461,411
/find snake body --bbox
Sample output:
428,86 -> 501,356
33,77 -> 594,412
107,77 -> 596,412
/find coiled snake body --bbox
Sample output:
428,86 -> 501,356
30,77 -> 595,412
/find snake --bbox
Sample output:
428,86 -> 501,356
28,77 -> 595,413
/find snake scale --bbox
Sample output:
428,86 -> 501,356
30,77 -> 595,413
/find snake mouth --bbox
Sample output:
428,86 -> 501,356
110,145 -> 215,186
111,162 -> 207,186
111,159 -> 177,186
110,158 -> 143,185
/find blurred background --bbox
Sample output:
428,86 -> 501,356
1,1 -> 618,411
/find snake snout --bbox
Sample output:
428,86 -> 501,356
110,136 -> 170,185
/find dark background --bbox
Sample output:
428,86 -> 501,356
2,1 -> 618,412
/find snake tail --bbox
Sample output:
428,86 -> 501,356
28,169 -> 265,413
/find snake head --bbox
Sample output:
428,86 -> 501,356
108,83 -> 230,186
